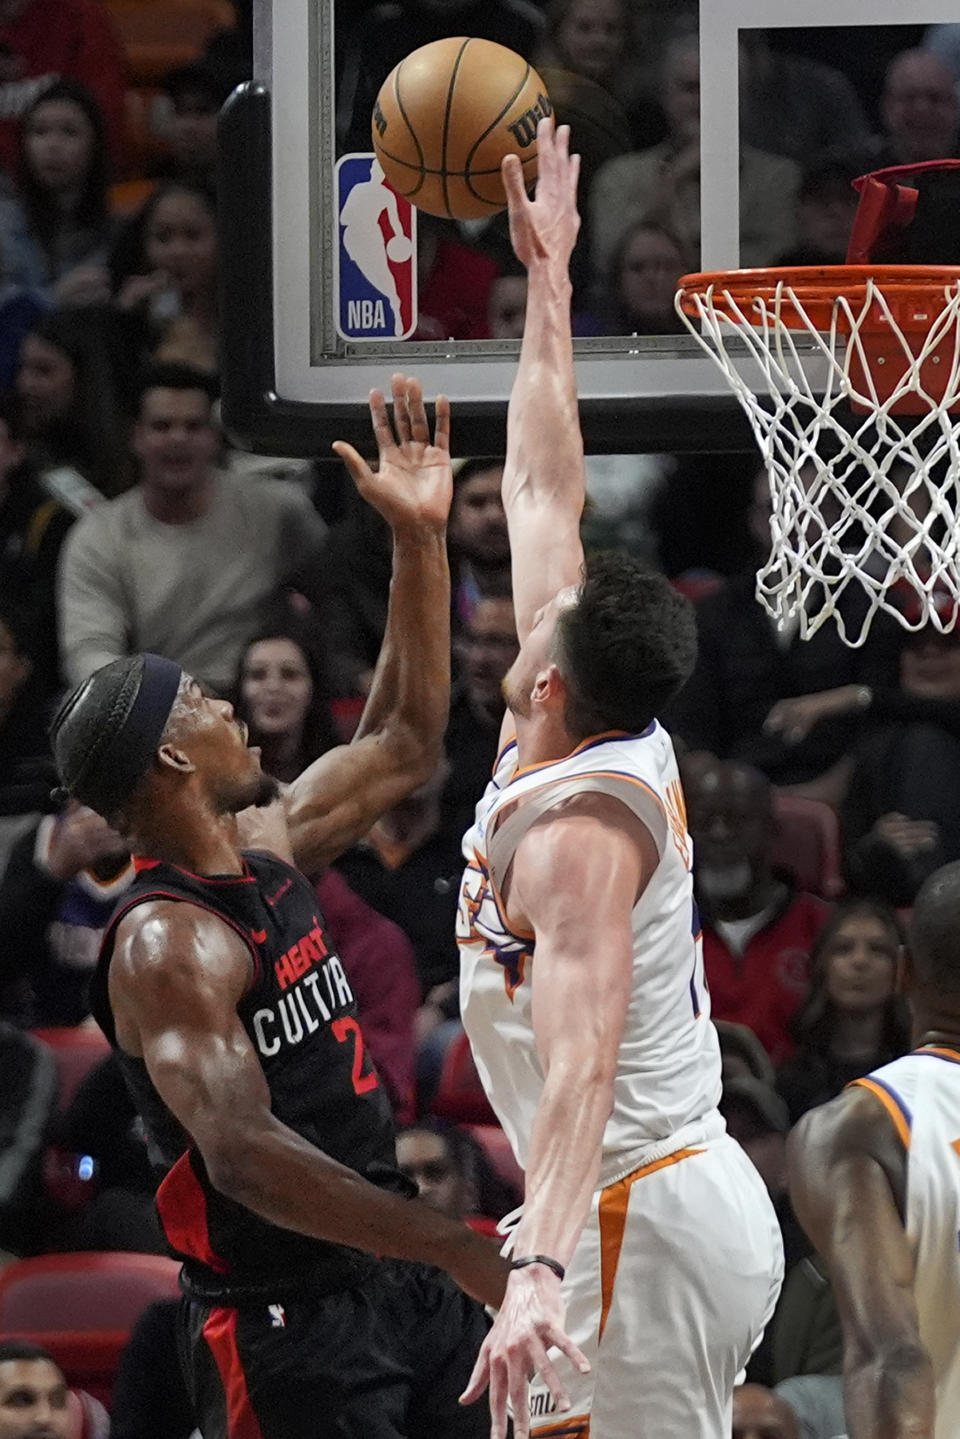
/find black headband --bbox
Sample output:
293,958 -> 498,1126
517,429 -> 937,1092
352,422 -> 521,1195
57,654 -> 184,812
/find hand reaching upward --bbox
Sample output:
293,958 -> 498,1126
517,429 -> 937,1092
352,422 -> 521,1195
502,118 -> 581,271
333,373 -> 453,533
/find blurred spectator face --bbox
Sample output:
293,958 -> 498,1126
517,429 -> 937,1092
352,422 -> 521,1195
0,416 -> 26,493
145,188 -> 218,301
241,638 -> 314,743
616,225 -> 686,330
823,911 -> 898,1017
450,465 -> 509,566
22,97 -> 94,195
133,386 -> 219,493
662,39 -> 700,146
882,50 -> 960,163
732,1384 -> 799,1439
0,1358 -> 70,1439
396,1129 -> 475,1219
0,618 -> 31,724
796,172 -> 859,262
686,761 -> 773,906
900,629 -> 960,700
554,0 -> 628,88
487,274 -> 528,340
15,335 -> 75,434
462,597 -> 519,721
168,90 -> 220,173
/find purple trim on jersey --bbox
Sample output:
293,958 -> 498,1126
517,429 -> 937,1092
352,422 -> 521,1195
869,1073 -> 914,1129
915,1046 -> 960,1066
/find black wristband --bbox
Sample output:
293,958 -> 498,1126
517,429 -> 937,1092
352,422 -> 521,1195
509,1254 -> 566,1281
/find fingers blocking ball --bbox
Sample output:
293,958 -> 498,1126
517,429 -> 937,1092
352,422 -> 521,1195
372,36 -> 551,220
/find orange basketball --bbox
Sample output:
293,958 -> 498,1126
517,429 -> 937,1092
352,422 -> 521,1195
372,37 -> 551,221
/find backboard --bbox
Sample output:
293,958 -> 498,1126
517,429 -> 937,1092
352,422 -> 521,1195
221,0 -> 960,457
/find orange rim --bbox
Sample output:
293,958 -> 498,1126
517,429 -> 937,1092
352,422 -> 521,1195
677,264 -> 960,332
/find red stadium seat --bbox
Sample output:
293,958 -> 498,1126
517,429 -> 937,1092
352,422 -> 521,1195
0,1253 -> 181,1406
430,1030 -> 497,1125
771,793 -> 846,901
31,1027 -> 112,1111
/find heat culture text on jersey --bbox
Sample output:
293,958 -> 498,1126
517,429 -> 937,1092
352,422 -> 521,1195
253,919 -> 356,1058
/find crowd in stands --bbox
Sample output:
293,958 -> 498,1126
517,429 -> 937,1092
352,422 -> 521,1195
2,2 -> 960,1436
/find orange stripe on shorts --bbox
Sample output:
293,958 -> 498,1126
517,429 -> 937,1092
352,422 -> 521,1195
597,1147 -> 704,1343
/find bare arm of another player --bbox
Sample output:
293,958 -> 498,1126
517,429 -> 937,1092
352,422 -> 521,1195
788,1088 -> 935,1439
461,794 -> 659,1439
500,120 -> 585,644
109,901 -> 508,1307
277,376 -> 452,874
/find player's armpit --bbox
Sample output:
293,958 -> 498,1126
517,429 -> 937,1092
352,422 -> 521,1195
788,1089 -> 935,1439
282,729 -> 433,875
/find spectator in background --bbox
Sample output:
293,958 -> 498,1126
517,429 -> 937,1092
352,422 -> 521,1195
15,306 -> 130,509
776,901 -> 909,1125
597,219 -> 689,334
766,590 -> 960,903
396,1119 -> 521,1224
58,363 -> 328,695
588,32 -> 799,278
0,392 -> 72,696
234,607 -> 340,784
485,259 -> 527,340
443,594 -> 518,843
334,757 -> 463,1002
535,0 -> 660,149
875,47 -> 960,167
732,1384 -> 800,1439
0,1026 -> 57,1257
0,81 -> 114,307
0,801 -> 132,1027
777,161 -> 862,267
0,0 -> 126,176
414,216 -> 501,341
737,34 -> 872,168
449,457 -> 511,630
0,599 -> 55,831
113,180 -> 219,373
685,757 -> 830,1065
0,1343 -> 74,1439
665,466 -> 899,795
155,63 -> 230,190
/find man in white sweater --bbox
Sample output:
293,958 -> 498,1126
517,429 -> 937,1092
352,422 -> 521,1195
58,364 -> 328,695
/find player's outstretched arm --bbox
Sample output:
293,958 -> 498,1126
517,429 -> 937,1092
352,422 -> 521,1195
110,902 -> 508,1307
460,794 -> 658,1438
788,1090 -> 935,1439
501,119 -> 585,644
281,375 -> 452,874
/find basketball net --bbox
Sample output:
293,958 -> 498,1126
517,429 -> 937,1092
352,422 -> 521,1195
676,267 -> 960,646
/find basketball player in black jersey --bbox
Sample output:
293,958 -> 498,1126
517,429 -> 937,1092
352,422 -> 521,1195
48,377 -> 512,1439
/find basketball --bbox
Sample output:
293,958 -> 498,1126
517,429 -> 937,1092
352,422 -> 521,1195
372,37 -> 551,221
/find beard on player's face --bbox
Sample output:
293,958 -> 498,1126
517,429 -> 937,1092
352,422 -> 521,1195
213,767 -> 281,815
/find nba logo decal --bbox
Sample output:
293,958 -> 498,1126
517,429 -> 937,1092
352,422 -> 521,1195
336,154 -> 417,341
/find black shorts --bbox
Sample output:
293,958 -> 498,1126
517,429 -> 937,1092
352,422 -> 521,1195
179,1260 -> 492,1439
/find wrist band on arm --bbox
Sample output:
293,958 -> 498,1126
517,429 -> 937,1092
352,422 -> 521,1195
509,1254 -> 566,1281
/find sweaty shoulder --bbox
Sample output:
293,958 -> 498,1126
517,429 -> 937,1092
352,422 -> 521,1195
791,1082 -> 908,1215
109,898 -> 254,1056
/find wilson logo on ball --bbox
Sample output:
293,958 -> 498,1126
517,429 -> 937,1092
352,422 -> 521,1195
507,93 -> 553,149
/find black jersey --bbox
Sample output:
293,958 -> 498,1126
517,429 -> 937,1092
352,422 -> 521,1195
91,849 -> 411,1303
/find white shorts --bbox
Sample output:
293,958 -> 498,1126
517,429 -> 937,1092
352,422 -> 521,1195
518,1133 -> 784,1438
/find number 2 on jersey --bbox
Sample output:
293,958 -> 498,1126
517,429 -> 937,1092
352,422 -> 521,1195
332,1016 -> 379,1095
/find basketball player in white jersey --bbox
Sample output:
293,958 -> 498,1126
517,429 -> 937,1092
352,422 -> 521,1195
457,120 -> 783,1439
789,861 -> 960,1439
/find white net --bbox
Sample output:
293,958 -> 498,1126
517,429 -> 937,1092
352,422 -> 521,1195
676,269 -> 960,647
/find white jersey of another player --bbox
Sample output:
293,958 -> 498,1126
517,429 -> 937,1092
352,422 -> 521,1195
853,1046 -> 960,1436
458,723 -> 722,1179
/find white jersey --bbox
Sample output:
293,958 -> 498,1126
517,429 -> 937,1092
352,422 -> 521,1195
854,1047 -> 960,1437
458,725 -> 722,1181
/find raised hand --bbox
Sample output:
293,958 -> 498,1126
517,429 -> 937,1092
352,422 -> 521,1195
332,374 -> 452,532
502,118 -> 581,271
